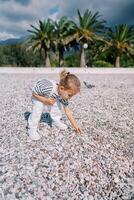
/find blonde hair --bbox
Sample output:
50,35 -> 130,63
60,69 -> 81,91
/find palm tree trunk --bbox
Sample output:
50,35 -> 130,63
80,43 -> 86,68
45,50 -> 51,67
115,56 -> 120,68
59,46 -> 64,67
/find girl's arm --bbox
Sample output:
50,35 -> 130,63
32,92 -> 56,105
64,107 -> 81,133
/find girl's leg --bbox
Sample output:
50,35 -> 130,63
50,100 -> 67,130
50,100 -> 62,120
28,97 -> 44,140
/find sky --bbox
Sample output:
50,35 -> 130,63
0,0 -> 134,40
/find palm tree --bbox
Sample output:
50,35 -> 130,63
105,24 -> 134,67
55,16 -> 76,67
74,9 -> 105,67
27,19 -> 55,67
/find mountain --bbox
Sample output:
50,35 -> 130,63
0,36 -> 27,45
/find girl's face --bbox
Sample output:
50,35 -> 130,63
58,85 -> 79,100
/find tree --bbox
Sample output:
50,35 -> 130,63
74,9 -> 105,67
55,16 -> 76,67
27,19 -> 55,67
105,24 -> 134,67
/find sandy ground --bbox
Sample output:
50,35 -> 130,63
0,67 -> 134,74
0,72 -> 134,200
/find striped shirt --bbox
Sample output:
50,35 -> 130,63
32,79 -> 69,107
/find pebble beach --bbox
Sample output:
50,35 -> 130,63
0,68 -> 134,200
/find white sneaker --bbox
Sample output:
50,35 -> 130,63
28,128 -> 40,140
53,120 -> 68,130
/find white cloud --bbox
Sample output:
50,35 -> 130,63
0,0 -> 61,36
0,0 -> 133,38
0,32 -> 19,40
50,11 -> 60,21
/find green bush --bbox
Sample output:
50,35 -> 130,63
64,52 -> 80,67
51,58 -> 59,67
120,54 -> 134,67
93,60 -> 113,67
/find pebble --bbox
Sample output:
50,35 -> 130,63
0,73 -> 134,200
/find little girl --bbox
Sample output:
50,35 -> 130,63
27,69 -> 81,140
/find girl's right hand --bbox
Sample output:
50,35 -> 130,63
32,92 -> 56,106
75,126 -> 81,134
45,98 -> 56,105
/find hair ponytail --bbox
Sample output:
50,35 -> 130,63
60,69 -> 69,80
